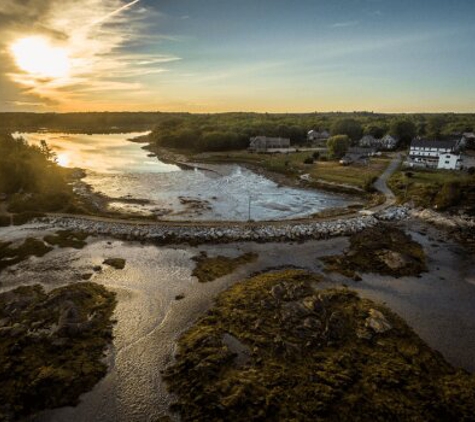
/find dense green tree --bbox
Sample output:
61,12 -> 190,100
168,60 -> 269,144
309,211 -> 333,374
427,115 -> 447,139
0,133 -> 73,212
364,124 -> 386,139
330,119 -> 363,141
390,119 -> 417,146
327,135 -> 350,158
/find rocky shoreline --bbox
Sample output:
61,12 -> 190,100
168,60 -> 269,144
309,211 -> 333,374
36,207 -> 410,244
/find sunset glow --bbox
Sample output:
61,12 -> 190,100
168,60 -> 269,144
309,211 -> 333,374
10,37 -> 70,79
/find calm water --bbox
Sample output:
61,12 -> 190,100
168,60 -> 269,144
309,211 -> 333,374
19,132 -> 351,221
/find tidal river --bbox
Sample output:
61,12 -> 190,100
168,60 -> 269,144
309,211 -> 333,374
18,132 -> 351,221
0,219 -> 472,421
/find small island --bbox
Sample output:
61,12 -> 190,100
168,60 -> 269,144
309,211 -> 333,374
164,269 -> 475,421
0,282 -> 116,421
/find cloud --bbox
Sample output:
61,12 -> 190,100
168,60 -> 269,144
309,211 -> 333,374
1,0 -> 179,109
330,21 -> 360,29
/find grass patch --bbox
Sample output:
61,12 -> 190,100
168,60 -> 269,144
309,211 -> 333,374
44,230 -> 89,249
201,151 -> 390,190
388,168 -> 474,209
192,251 -> 258,282
0,282 -> 116,420
0,238 -> 53,272
321,225 -> 427,278
164,269 -> 475,421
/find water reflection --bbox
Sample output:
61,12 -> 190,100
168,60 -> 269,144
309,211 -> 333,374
18,132 -> 180,174
18,132 -> 351,221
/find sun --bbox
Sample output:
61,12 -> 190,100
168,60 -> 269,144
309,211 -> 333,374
10,36 -> 70,79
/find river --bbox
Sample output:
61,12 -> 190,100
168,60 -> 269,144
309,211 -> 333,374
18,132 -> 351,221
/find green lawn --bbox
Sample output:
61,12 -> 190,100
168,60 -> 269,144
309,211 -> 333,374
388,168 -> 474,208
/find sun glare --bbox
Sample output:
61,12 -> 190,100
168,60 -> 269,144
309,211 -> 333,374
10,36 -> 70,79
56,153 -> 70,167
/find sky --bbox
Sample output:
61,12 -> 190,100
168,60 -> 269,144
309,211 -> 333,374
0,0 -> 474,113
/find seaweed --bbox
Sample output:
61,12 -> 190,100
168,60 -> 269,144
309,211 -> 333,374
103,258 -> 126,270
0,282 -> 116,421
0,238 -> 53,272
164,269 -> 475,421
322,224 -> 427,278
44,230 -> 89,249
192,251 -> 258,282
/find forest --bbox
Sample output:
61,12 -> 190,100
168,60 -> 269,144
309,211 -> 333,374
0,133 -> 75,213
1,111 -> 475,152
149,112 -> 475,152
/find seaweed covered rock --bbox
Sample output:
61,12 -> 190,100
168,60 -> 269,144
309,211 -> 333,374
0,282 -> 116,421
0,238 -> 53,273
192,251 -> 258,282
164,270 -> 475,422
103,258 -> 126,270
322,224 -> 427,278
44,230 -> 89,249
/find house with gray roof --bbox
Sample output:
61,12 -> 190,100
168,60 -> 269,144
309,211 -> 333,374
248,136 -> 291,152
407,139 -> 462,170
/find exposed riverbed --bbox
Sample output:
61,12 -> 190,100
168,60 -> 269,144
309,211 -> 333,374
0,219 -> 473,421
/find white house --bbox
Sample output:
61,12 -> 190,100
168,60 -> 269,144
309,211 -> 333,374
407,139 -> 462,170
359,135 -> 377,148
438,153 -> 462,170
359,134 -> 398,150
380,134 -> 398,150
307,130 -> 330,145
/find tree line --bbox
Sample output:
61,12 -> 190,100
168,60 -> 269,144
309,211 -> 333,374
0,133 -> 74,212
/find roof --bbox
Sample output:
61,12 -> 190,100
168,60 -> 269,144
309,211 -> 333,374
410,139 -> 457,149
250,136 -> 290,142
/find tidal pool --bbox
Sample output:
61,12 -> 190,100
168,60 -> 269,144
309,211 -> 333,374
18,132 -> 351,221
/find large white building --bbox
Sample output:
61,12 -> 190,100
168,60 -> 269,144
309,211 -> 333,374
407,139 -> 462,170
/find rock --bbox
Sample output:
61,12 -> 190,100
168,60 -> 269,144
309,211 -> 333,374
103,258 -> 126,270
356,327 -> 373,340
280,301 -> 311,322
365,309 -> 392,334
377,250 -> 411,271
93,265 -> 102,272
270,284 -> 285,301
175,294 -> 185,301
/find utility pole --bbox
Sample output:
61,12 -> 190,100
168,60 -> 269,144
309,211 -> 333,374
248,195 -> 252,222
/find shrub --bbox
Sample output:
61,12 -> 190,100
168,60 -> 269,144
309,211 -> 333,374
303,157 -> 314,165
363,176 -> 378,193
0,215 -> 10,227
434,181 -> 461,210
12,212 -> 46,226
